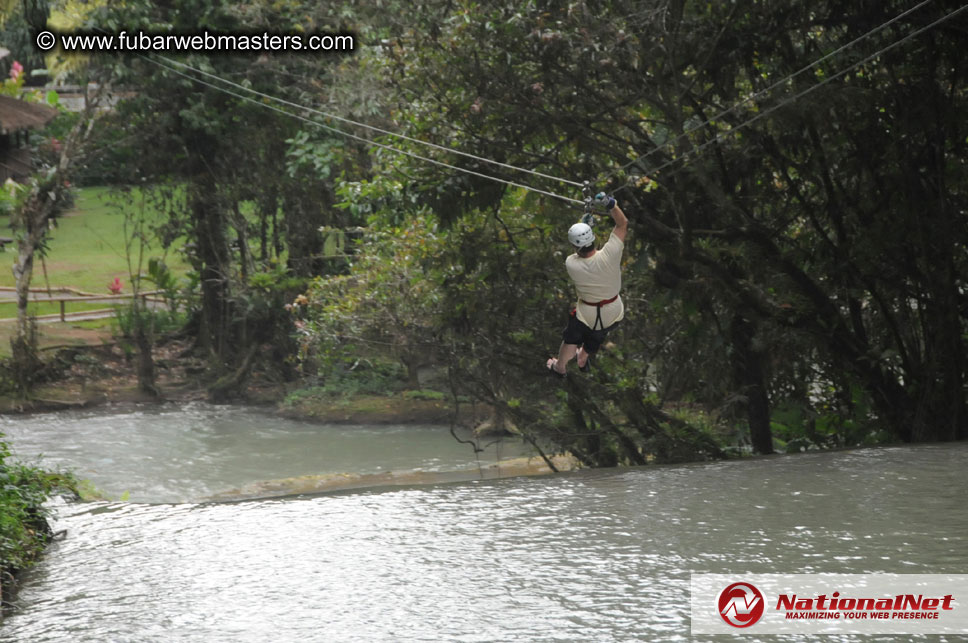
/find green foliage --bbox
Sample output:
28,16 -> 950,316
0,175 -> 28,218
770,381 -> 886,453
248,265 -> 305,294
344,0 -> 968,454
241,265 -> 307,344
80,0 -> 379,380
112,302 -> 185,340
402,389 -> 446,401
0,436 -> 77,573
57,0 -> 968,459
298,195 -> 446,382
75,112 -> 142,186
141,257 -> 182,312
285,357 -> 408,401
285,130 -> 340,180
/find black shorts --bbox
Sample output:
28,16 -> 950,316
561,310 -> 618,354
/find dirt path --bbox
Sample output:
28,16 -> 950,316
0,318 -> 115,359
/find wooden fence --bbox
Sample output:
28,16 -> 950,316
0,287 -> 166,322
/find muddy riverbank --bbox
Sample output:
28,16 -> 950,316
0,340 -> 483,427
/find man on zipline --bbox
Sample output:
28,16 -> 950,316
546,194 -> 628,377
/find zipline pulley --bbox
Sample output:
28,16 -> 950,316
581,182 -> 617,225
581,181 -> 595,225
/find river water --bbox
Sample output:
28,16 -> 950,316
1,405 -> 967,642
0,403 -> 533,503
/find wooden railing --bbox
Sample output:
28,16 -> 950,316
0,287 -> 167,322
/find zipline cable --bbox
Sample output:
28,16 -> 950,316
614,2 -> 966,185
129,1 -> 955,209
155,0 -> 932,195
154,54 -> 585,189
142,55 -> 585,206
598,0 -> 937,183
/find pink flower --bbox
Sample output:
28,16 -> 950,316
9,61 -> 23,82
108,277 -> 123,294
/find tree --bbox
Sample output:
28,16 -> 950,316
83,0 -> 368,398
7,94 -> 99,392
302,193 -> 444,388
312,0 -> 968,456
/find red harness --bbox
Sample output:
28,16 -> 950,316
580,294 -> 619,307
576,294 -> 619,330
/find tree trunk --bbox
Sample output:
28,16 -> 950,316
231,202 -> 254,283
135,320 -> 159,397
914,286 -> 967,442
401,349 -> 426,389
208,343 -> 259,402
10,199 -> 46,394
8,100 -> 99,393
189,168 -> 232,362
730,314 -> 774,454
12,241 -> 36,349
271,196 -> 283,259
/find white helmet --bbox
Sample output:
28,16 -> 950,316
568,222 -> 595,248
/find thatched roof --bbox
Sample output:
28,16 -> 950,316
0,95 -> 58,134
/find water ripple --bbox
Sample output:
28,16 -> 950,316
1,442 -> 966,641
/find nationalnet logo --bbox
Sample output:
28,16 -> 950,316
692,574 -> 968,635
776,589 -> 954,621
718,582 -> 765,627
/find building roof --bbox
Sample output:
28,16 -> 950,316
0,95 -> 58,134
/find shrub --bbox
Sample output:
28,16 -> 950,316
0,436 -> 77,574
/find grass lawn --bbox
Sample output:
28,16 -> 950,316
0,186 -> 191,295
0,300 -> 115,318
